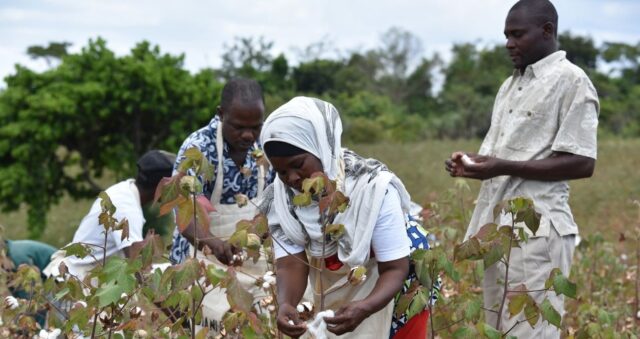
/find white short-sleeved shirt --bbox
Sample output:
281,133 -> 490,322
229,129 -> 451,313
273,186 -> 411,262
466,51 -> 599,240
64,179 -> 145,277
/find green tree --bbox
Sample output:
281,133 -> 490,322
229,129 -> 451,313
558,32 -> 599,71
0,38 -> 220,237
26,41 -> 72,67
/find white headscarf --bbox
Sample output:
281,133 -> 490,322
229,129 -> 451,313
260,97 -> 411,267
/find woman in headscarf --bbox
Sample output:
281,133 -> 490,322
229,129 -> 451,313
259,97 -> 430,338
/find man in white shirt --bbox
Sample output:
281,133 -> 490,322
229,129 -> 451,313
445,0 -> 598,337
45,150 -> 175,280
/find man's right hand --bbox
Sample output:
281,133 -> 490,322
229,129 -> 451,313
277,303 -> 307,338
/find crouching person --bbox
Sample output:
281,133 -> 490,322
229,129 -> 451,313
44,150 -> 175,280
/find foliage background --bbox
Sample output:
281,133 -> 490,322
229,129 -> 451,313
1,28 -> 639,239
0,28 -> 639,336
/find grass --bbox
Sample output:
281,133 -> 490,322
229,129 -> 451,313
2,138 -> 639,248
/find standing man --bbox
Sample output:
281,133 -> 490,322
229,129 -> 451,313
168,78 -> 274,329
445,0 -> 598,337
169,78 -> 274,264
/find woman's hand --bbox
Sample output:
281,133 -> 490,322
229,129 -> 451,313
323,300 -> 372,335
277,303 -> 307,338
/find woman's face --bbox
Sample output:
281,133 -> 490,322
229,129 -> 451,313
268,152 -> 323,192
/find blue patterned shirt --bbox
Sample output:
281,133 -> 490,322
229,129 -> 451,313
169,116 -> 274,263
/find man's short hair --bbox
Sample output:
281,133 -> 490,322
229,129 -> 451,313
510,0 -> 559,36
220,78 -> 264,111
136,150 -> 176,190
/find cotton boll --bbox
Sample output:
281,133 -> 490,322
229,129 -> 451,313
4,296 -> 19,310
461,154 -> 476,165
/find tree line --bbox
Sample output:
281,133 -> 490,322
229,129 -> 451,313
1,27 -> 638,237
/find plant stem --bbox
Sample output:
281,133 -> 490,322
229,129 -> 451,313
191,194 -> 199,339
496,219 -> 515,331
429,267 -> 436,339
193,193 -> 198,260
636,229 -> 639,326
270,236 -> 321,271
502,313 -> 539,337
92,227 -> 110,338
320,211 -> 327,311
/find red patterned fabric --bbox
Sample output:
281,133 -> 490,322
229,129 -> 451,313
392,309 -> 429,339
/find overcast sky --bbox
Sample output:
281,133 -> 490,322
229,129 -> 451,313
1,0 -> 639,85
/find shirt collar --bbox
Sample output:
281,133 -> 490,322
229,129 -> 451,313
513,50 -> 566,79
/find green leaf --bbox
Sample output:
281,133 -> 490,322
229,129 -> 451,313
176,197 -> 195,232
524,299 -> 540,327
302,173 -> 326,195
552,272 -> 577,298
246,233 -> 262,250
406,288 -> 428,319
463,298 -> 482,322
394,289 -> 416,318
226,268 -> 254,312
54,287 -> 70,301
329,191 -> 350,214
205,265 -> 227,287
540,298 -> 561,328
452,326 -> 476,339
191,283 -> 204,303
195,195 -> 214,231
476,322 -> 501,339
326,223 -> 345,240
195,327 -> 209,339
292,192 -> 312,207
412,253 -> 432,288
95,280 -> 125,307
99,191 -> 116,215
229,229 -> 248,248
172,258 -> 201,291
482,241 -> 504,268
507,293 -> 531,318
252,214 -> 269,238
235,219 -> 252,231
63,243 -> 92,259
474,223 -> 498,241
454,237 -> 483,262
198,154 -> 215,182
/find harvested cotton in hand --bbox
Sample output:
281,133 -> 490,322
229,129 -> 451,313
307,310 -> 335,339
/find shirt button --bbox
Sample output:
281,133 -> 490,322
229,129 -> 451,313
509,109 -> 513,113
518,87 -> 522,91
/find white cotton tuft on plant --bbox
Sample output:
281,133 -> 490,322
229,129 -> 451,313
4,296 -> 19,310
73,301 -> 87,309
302,301 -> 313,310
461,154 -> 476,165
38,328 -> 62,339
262,282 -> 271,289
134,329 -> 148,338
297,304 -> 305,313
307,310 -> 335,339
262,273 -> 276,286
268,305 -> 276,312
288,319 -> 295,325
